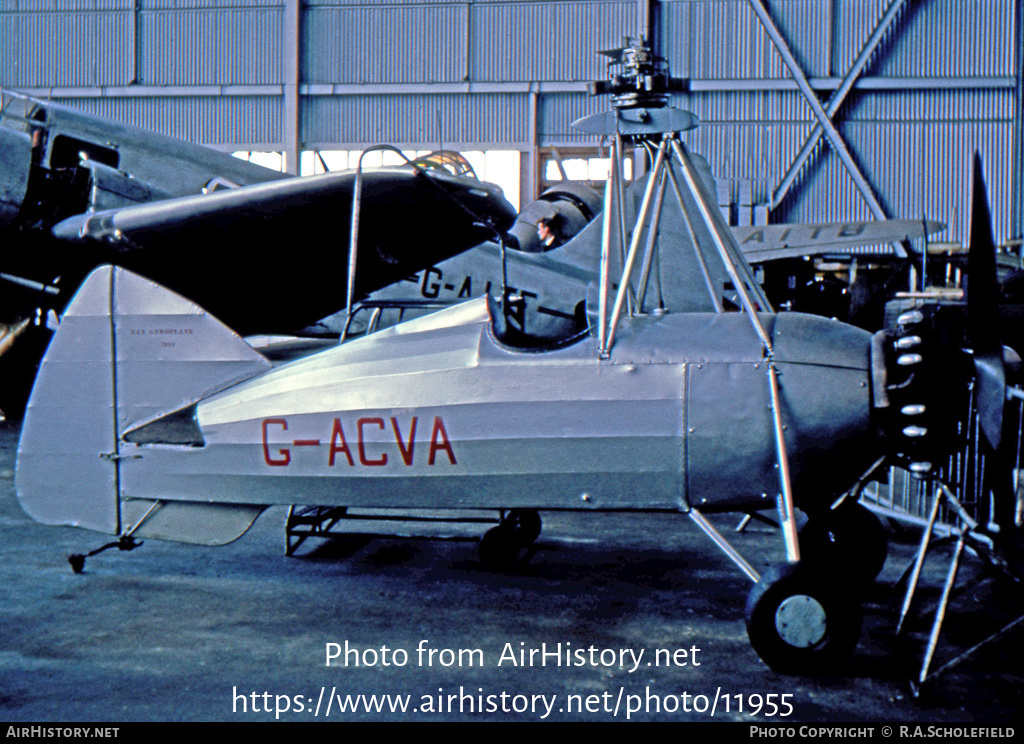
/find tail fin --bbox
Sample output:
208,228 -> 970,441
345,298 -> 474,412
551,152 -> 730,314
16,265 -> 271,539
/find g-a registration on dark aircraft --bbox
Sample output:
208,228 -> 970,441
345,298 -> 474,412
15,40 -> 1021,675
362,180 -> 941,345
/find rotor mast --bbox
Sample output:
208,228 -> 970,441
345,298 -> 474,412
574,40 -> 799,563
573,37 -> 772,358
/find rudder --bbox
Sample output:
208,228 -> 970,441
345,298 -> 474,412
16,265 -> 272,538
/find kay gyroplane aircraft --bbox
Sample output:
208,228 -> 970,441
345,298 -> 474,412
14,42 -> 1019,675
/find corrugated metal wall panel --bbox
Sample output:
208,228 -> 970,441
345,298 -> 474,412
684,121 -> 771,200
913,122 -> 1013,244
0,0 -> 1018,242
304,4 -> 468,85
763,0 -> 830,77
844,88 -> 1015,125
144,0 -> 276,8
303,92 -> 530,145
304,0 -> 446,6
11,0 -> 132,10
470,1 -> 633,82
141,7 -> 283,85
675,0 -> 788,79
1,9 -> 132,87
538,91 -> 611,145
53,95 -> 282,144
831,0 -> 892,75
773,120 -> 1015,246
872,0 -> 1016,78
773,145 -> 878,224
682,89 -> 815,126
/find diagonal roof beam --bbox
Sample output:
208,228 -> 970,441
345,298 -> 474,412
770,0 -> 910,210
745,0 -> 902,255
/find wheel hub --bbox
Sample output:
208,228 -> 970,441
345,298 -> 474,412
775,594 -> 827,648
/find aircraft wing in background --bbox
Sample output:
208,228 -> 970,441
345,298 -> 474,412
52,165 -> 517,335
736,219 -> 945,263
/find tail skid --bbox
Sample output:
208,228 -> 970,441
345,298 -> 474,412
16,265 -> 272,544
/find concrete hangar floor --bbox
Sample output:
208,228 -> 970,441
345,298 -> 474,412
0,419 -> 1020,723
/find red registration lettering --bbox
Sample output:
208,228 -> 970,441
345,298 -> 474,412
428,417 -> 457,465
357,417 -> 388,466
329,418 -> 354,466
391,417 -> 417,465
262,418 -> 291,466
266,414 -> 456,468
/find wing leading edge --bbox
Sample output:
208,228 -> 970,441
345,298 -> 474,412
52,166 -> 517,335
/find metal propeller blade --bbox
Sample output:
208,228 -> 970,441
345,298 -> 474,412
966,153 -> 1005,451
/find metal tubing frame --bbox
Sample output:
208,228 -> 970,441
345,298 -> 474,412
689,509 -> 761,583
603,137 -> 670,354
661,160 -> 725,313
344,144 -> 442,342
768,362 -> 801,562
896,483 -> 945,635
670,138 -> 774,348
597,137 -> 618,355
345,150 -> 369,341
917,533 -> 966,686
591,123 -> 801,571
636,164 -> 669,312
614,133 -> 638,316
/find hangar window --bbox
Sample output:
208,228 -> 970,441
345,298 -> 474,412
233,151 -> 284,172
539,147 -> 634,195
299,149 -> 522,212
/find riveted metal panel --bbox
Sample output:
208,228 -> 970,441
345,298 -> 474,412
304,4 -> 468,85
303,93 -> 530,146
140,6 -> 283,85
52,95 -> 282,145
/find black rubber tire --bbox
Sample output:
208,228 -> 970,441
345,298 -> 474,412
745,562 -> 863,675
800,501 -> 888,585
478,524 -> 520,570
508,509 -> 542,547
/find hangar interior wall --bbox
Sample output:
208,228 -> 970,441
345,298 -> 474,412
1,0 -> 1021,246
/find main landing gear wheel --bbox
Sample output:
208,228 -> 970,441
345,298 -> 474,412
478,509 -> 542,570
800,501 -> 888,586
745,563 -> 862,675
